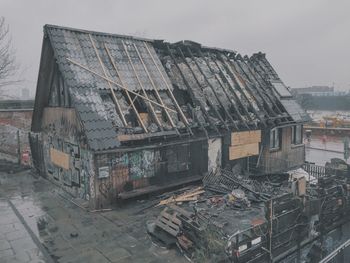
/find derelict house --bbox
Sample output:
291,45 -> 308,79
30,25 -> 309,208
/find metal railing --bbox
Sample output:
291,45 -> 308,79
302,163 -> 326,179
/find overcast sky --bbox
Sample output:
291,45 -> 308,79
1,0 -> 350,97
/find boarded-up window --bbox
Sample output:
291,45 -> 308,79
50,148 -> 70,170
229,130 -> 261,160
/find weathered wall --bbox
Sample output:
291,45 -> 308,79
0,110 -> 32,129
40,107 -> 95,204
260,126 -> 305,173
94,139 -> 208,208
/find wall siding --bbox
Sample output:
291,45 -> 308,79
260,126 -> 305,173
40,107 -> 95,206
94,139 -> 208,208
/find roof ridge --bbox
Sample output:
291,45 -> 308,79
44,24 -> 156,43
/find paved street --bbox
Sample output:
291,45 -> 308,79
0,168 -> 186,263
0,199 -> 45,262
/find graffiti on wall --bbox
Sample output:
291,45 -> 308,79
98,182 -> 112,198
42,134 -> 94,201
111,153 -> 129,167
128,150 -> 158,180
129,151 -> 143,180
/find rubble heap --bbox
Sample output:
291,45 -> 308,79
147,163 -> 350,263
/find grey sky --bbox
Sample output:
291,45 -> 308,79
2,0 -> 350,97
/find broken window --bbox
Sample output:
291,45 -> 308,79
270,128 -> 281,150
291,125 -> 303,145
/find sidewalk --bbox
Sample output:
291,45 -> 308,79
0,168 -> 186,263
0,199 -> 46,263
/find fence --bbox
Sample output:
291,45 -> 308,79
302,163 -> 326,179
302,162 -> 348,179
0,125 -> 30,164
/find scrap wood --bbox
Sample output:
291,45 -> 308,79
155,208 -> 182,237
177,234 -> 193,250
89,208 -> 112,213
168,204 -> 194,218
156,187 -> 205,207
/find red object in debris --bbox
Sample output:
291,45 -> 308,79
22,150 -> 30,165
251,218 -> 265,227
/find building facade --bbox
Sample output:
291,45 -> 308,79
30,25 -> 309,208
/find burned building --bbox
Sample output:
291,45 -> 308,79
30,25 -> 309,209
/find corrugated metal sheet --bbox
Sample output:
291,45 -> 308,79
281,99 -> 311,123
271,80 -> 292,98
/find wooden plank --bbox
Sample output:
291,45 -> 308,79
66,58 -> 177,113
121,40 -> 163,130
133,43 -> 177,130
116,130 -> 178,142
50,148 -> 69,170
168,204 -> 193,218
118,175 -> 203,199
156,220 -> 178,236
231,130 -> 261,146
139,113 -> 149,126
160,211 -> 181,226
143,42 -> 191,129
89,34 -> 127,127
229,143 -> 259,160
158,216 -> 180,231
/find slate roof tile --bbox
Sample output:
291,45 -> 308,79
42,24 -> 309,151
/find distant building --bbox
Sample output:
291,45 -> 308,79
292,86 -> 349,97
293,86 -> 334,94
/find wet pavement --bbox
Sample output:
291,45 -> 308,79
0,168 -> 187,263
0,199 -> 45,263
305,136 -> 349,165
0,138 -> 348,263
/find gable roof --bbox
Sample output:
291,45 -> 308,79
33,25 -> 309,151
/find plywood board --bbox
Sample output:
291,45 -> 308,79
231,130 -> 261,146
229,143 -> 259,160
50,148 -> 70,170
298,177 -> 306,196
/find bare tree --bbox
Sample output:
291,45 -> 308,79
0,16 -> 20,94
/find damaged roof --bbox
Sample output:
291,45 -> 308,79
33,25 -> 309,151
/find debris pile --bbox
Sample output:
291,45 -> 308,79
203,169 -> 284,202
147,164 -> 350,262
147,169 -> 293,262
